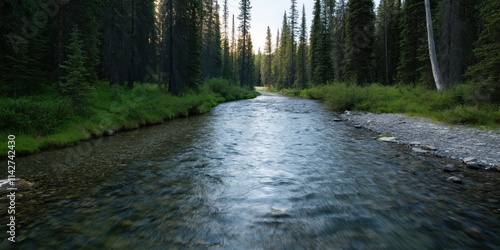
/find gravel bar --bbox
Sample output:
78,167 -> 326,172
340,111 -> 500,171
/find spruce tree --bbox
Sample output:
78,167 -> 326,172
59,28 -> 93,111
238,0 -> 252,86
295,5 -> 308,89
343,0 -> 375,85
466,0 -> 500,103
333,0 -> 347,81
261,26 -> 273,86
396,0 -> 427,85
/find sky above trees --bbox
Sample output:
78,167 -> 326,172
225,0 -> 380,52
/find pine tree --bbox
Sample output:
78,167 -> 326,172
59,28 -> 93,110
396,0 -> 427,85
288,0 -> 299,87
310,0 -> 334,85
343,0 -> 375,85
295,5 -> 308,89
333,0 -> 347,81
278,12 -> 291,89
238,0 -> 253,86
466,0 -> 500,103
221,0 -> 233,79
374,0 -> 400,85
272,29 -> 281,88
261,26 -> 273,86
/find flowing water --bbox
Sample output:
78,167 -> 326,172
3,92 -> 500,249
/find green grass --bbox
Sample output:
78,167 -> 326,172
0,78 -> 259,155
277,82 -> 500,128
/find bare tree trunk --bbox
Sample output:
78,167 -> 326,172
425,0 -> 447,91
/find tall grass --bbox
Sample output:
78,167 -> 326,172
293,82 -> 500,128
0,79 -> 259,155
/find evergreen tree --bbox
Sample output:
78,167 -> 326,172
436,0 -> 480,86
333,0 -> 347,81
0,0 -> 50,96
396,0 -> 427,85
59,28 -> 93,110
221,0 -> 233,79
374,0 -> 400,85
238,0 -> 253,86
261,26 -> 273,86
343,0 -> 375,85
310,0 -> 334,85
272,29 -> 281,88
466,0 -> 500,103
288,0 -> 299,87
255,48 -> 262,86
278,12 -> 292,89
295,5 -> 308,89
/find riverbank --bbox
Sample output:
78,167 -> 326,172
261,84 -> 500,171
0,78 -> 259,156
340,111 -> 500,172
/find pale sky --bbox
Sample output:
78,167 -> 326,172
224,0 -> 381,53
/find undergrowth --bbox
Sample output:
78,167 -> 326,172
0,78 -> 259,155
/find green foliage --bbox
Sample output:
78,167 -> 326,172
0,95 -> 74,136
298,82 -> 500,127
0,80 -> 259,155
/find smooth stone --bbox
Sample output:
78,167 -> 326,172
333,118 -> 343,122
463,157 -> 476,163
354,124 -> 362,128
104,130 -> 114,136
420,145 -> 437,151
412,147 -> 429,154
447,176 -> 462,184
443,164 -> 458,172
378,137 -> 397,142
466,161 -> 481,169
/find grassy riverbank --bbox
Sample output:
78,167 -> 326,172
0,78 -> 259,156
269,83 -> 500,128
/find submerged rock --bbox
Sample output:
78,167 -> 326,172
447,176 -> 462,184
466,161 -> 481,170
412,147 -> 429,154
443,164 -> 458,172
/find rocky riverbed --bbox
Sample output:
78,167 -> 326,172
340,111 -> 500,172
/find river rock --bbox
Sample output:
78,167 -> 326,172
447,176 -> 462,184
420,145 -> 437,151
0,179 -> 34,193
412,147 -> 429,154
466,161 -> 481,169
442,164 -> 458,172
463,157 -> 476,164
104,130 -> 114,136
333,118 -> 343,122
354,124 -> 363,129
378,137 -> 397,142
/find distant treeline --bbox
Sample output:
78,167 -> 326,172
257,0 -> 499,103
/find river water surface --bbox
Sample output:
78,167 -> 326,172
3,92 -> 500,249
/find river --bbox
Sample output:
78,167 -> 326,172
3,91 -> 499,249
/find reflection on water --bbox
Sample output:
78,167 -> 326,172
3,92 -> 500,249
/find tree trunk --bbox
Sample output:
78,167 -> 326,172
424,0 -> 447,91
